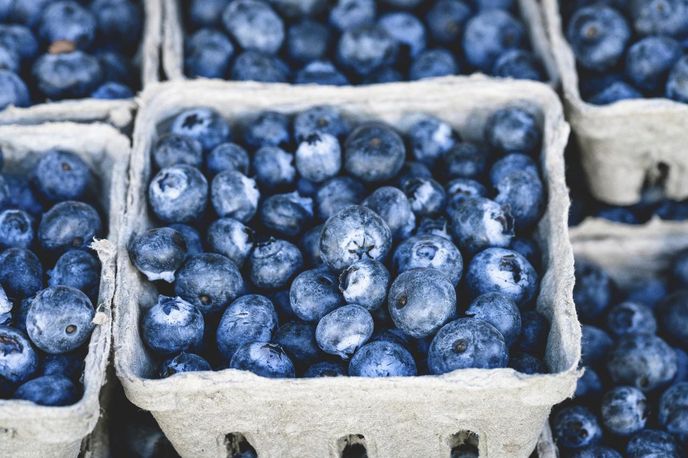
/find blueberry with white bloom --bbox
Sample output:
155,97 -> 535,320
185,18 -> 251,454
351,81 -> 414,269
206,143 -> 250,176
304,360 -> 346,377
442,142 -> 491,181
287,20 -> 330,64
658,382 -> 688,438
159,352 -> 212,378
626,429 -> 681,458
274,321 -> 320,367
659,291 -> 688,348
148,165 -> 208,224
428,318 -> 508,374
462,10 -> 525,73
489,153 -> 539,185
231,50 -> 290,83
31,150 -> 92,203
207,217 -> 253,267
128,227 -> 187,283
465,247 -> 538,307
211,171 -> 259,223
0,209 -> 34,249
337,257 -> 390,312
13,375 -> 79,406
409,49 -> 459,80
552,406 -> 602,450
425,0 -> 471,45
222,0 -> 284,55
259,192 -> 313,237
388,268 -> 456,338
293,106 -> 349,143
493,169 -> 545,230
363,186 -> 415,240
152,134 -> 203,170
38,201 -> 102,254
607,301 -> 657,337
447,196 -> 514,255
290,267 -> 344,321
171,107 -> 230,152
295,60 -> 350,85
0,326 -> 38,386
252,146 -> 296,192
243,111 -> 291,149
142,295 -> 204,356
445,179 -> 488,202
295,133 -> 341,183
485,106 -> 541,155
300,224 -> 323,267
393,234 -> 462,286
607,334 -> 677,392
415,216 -> 451,240
378,12 -> 426,57
329,0 -> 376,32
316,304 -> 374,359
174,253 -> 245,315
315,176 -> 365,222
320,205 -> 392,271
601,386 -> 647,436
0,248 -> 42,301
401,177 -> 446,217
349,340 -> 417,377
169,223 -> 203,256
337,25 -> 398,77
465,292 -> 521,347
248,238 -> 303,290
344,122 -> 405,183
216,294 -> 278,362
230,342 -> 295,378
48,249 -> 101,301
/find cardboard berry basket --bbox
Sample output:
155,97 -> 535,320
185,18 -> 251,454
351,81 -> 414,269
113,77 -> 579,457
0,123 -> 129,458
542,0 -> 688,206
0,0 -> 164,130
161,0 -> 559,86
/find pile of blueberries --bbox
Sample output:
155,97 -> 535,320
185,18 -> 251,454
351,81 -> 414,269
552,255 -> 688,457
183,0 -> 546,84
0,0 -> 143,110
0,150 -> 105,406
127,103 -> 552,379
564,0 -> 688,105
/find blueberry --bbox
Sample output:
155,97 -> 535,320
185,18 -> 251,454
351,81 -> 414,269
463,10 -> 525,73
27,286 -> 94,354
378,12 -> 426,57
168,224 -> 203,256
581,324 -> 614,367
575,366 -> 604,400
0,326 -> 38,385
589,80 -> 643,105
0,285 -> 10,319
485,106 -> 541,156
128,227 -> 187,283
425,0 -> 471,46
626,429 -> 682,458
148,165 -> 208,224
337,25 -> 398,77
410,49 -> 459,80
465,292 -> 521,347
493,49 -> 545,81
601,386 -> 648,436
268,0 -> 328,18
184,29 -> 234,78
659,382 -> 688,438
13,375 -> 79,406
230,342 -> 295,378
362,186 -> 415,240
142,295 -> 204,356
216,294 -> 278,362
330,0 -> 376,31
253,146 -> 296,191
300,224 -> 323,267
631,0 -> 688,37
0,24 -> 37,63
475,0 -> 515,9
32,51 -> 104,100
293,106 -> 349,143
248,238 -> 303,289
0,70 -> 29,110
153,134 -> 203,170
211,171 -> 259,222
607,334 -> 677,392
175,253 -> 245,315
295,60 -> 350,85
270,288 -> 296,322
244,111 -> 290,149
222,0 -> 284,55
230,50 -> 289,82
398,161 -> 433,183
295,133 -> 342,183
570,446 -> 622,458
567,5 -> 631,72
48,249 -> 101,301
259,192 -> 313,237
316,304 -> 373,359
515,310 -> 548,356
315,176 -> 365,221
8,0 -> 49,27
339,259 -> 389,312
0,44 -> 20,74
508,352 -> 545,374
607,301 -> 657,337
393,235 -> 462,286
489,153 -> 539,184
349,340 -> 416,377
673,248 -> 688,286
274,321 -> 319,367
304,360 -> 346,377
625,36 -> 682,94
90,0 -> 143,51
207,143 -> 250,176
659,291 -> 688,348
674,347 -> 688,382
466,248 -> 538,307
552,405 -> 602,449
574,261 -> 614,322
96,50 -> 135,86
38,1 -> 96,49
415,216 -> 451,240
401,177 -> 446,217
624,277 -> 667,307
159,352 -> 212,378
171,108 -> 230,152
442,143 -> 490,181
189,0 -> 231,28
90,82 -> 133,100
345,123 -> 405,182
287,20 -> 330,64
428,318 -> 507,374
494,170 -> 545,230
445,179 -> 488,201
207,218 -> 253,267
31,150 -> 92,203
320,205 -> 392,271
289,267 -> 344,321
38,201 -> 102,254
362,66 -> 403,84
667,56 -> 688,102
447,197 -> 514,255
40,350 -> 84,380
407,114 -> 459,167
0,209 -> 33,249
509,237 -> 540,268
0,248 -> 43,299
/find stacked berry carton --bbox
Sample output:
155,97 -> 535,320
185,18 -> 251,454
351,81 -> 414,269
113,78 -> 579,457
0,123 -> 129,457
543,0 -> 688,206
0,0 -> 163,130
